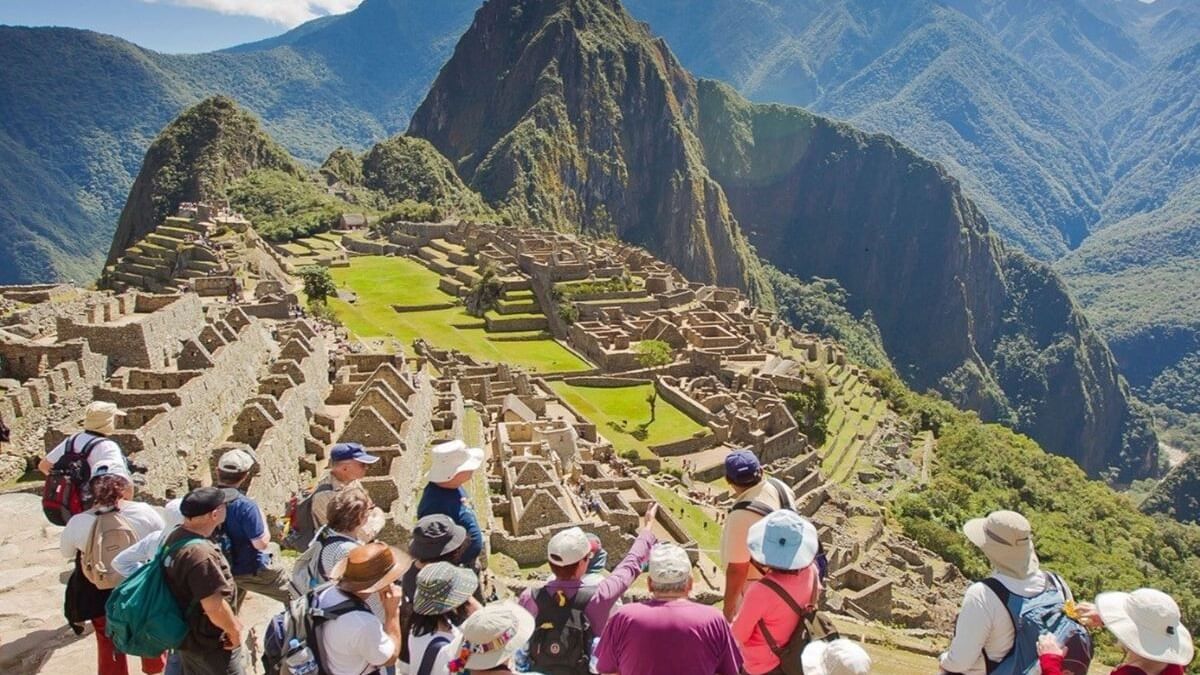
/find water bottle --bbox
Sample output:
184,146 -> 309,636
285,638 -> 319,675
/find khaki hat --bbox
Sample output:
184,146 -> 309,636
217,446 -> 256,473
649,543 -> 692,586
446,602 -> 535,672
329,542 -> 405,594
84,401 -> 125,435
1096,588 -> 1194,666
963,510 -> 1039,578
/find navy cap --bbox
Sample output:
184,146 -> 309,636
331,442 -> 381,464
724,448 -> 762,485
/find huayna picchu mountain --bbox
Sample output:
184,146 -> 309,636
407,0 -> 1158,478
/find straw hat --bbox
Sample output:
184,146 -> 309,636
446,602 -> 535,672
83,401 -> 125,435
428,440 -> 484,483
963,510 -> 1039,578
329,542 -> 405,594
1096,589 -> 1194,666
748,510 -> 820,571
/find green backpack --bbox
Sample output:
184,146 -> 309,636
105,534 -> 205,657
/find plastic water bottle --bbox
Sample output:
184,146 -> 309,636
285,638 -> 319,675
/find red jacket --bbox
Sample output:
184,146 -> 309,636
1040,654 -> 1186,675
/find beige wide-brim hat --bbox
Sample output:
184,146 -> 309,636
446,602 -> 535,671
1097,589 -> 1194,666
963,510 -> 1039,578
428,440 -> 484,483
84,401 -> 126,435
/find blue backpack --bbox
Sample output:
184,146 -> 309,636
981,573 -> 1093,675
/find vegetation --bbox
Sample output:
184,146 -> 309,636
554,275 -> 640,300
783,371 -> 830,447
227,169 -> 346,242
635,340 -> 673,369
1142,453 -> 1200,524
549,382 -> 709,459
465,265 -> 504,317
766,267 -> 891,371
379,200 -> 443,224
360,135 -> 489,216
327,256 -> 589,373
299,265 -> 337,304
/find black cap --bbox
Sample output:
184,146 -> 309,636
180,486 -> 239,518
409,514 -> 467,561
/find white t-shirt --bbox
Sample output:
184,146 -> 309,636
318,587 -> 395,675
405,627 -> 459,675
46,432 -> 125,475
60,501 -> 165,559
939,572 -> 1056,675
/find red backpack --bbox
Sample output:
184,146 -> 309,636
42,434 -> 104,526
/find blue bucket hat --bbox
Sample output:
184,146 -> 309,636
724,448 -> 762,485
747,510 -> 820,571
331,442 -> 381,464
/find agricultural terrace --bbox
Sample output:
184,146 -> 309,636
327,256 -> 590,373
549,382 -> 710,458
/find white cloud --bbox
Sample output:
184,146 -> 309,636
140,0 -> 365,27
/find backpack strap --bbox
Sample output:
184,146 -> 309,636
979,576 -> 1023,671
755,575 -> 816,655
313,530 -> 357,580
731,500 -> 773,516
416,635 -> 451,675
768,477 -> 795,511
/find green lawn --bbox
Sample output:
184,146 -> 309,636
549,382 -> 709,458
643,481 -> 720,553
328,256 -> 591,373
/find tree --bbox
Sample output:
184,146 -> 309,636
465,264 -> 504,317
300,265 -> 337,304
646,390 -> 659,424
784,370 -> 830,446
636,339 -> 673,370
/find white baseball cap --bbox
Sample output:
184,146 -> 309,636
802,639 -> 872,675
218,446 -> 256,473
649,543 -> 692,585
547,527 -> 592,566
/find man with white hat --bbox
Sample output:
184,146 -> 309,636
939,510 -> 1079,675
418,439 -> 486,568
212,444 -> 290,610
595,542 -> 742,675
39,400 -> 129,477
311,441 -> 383,531
801,639 -> 873,675
517,506 -> 659,673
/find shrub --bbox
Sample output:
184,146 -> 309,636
299,265 -> 337,304
636,339 -> 673,369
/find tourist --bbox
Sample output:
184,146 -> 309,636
721,448 -> 797,621
446,602 -> 537,675
517,505 -> 659,673
212,446 -> 290,610
417,440 -> 485,569
162,486 -> 245,675
318,542 -> 406,675
594,543 -> 743,675
40,401 -> 129,476
801,639 -> 873,675
60,463 -> 165,675
311,442 -> 383,530
292,486 -> 379,594
409,561 -> 481,675
402,514 -> 469,604
112,498 -> 184,578
939,510 -> 1080,675
1037,588 -> 1193,675
732,510 -> 823,675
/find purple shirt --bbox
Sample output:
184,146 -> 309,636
595,599 -> 744,675
518,529 -> 656,635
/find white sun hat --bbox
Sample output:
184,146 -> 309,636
801,639 -> 872,675
1096,588 -> 1194,666
427,439 -> 484,483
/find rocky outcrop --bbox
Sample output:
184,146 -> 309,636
106,95 -> 300,264
407,0 -> 1158,478
407,0 -> 770,303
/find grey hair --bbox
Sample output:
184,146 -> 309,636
650,578 -> 690,595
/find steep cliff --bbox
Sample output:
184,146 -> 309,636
107,96 -> 300,263
407,0 -> 769,302
408,0 -> 1157,478
1143,453 -> 1200,524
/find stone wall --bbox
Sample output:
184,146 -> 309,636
57,294 -> 206,370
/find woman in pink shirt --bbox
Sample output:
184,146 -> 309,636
732,510 -> 822,675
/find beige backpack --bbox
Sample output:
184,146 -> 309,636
81,508 -> 138,590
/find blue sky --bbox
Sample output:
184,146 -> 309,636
0,0 -> 364,53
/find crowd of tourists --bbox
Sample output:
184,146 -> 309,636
37,400 -> 1196,674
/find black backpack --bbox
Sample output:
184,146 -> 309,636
262,583 -> 372,675
528,586 -> 596,675
282,483 -> 334,551
42,434 -> 105,526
